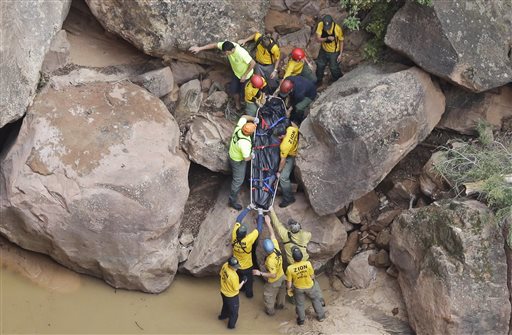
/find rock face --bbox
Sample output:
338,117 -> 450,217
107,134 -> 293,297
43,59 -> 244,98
182,114 -> 233,174
438,85 -> 512,135
0,81 -> 190,293
131,67 -> 174,98
385,0 -> 512,92
0,0 -> 71,128
174,79 -> 202,126
182,191 -> 346,276
41,30 -> 70,74
343,250 -> 377,289
391,200 -> 510,334
296,65 -> 445,216
85,0 -> 268,63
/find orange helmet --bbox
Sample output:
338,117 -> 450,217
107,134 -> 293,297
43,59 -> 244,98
250,74 -> 265,89
242,122 -> 257,136
291,48 -> 305,61
280,79 -> 294,94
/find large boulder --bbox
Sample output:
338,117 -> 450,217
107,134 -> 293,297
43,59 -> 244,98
182,114 -> 234,174
85,0 -> 268,64
181,191 -> 346,276
0,0 -> 71,128
437,85 -> 512,135
385,0 -> 512,92
296,65 -> 445,216
391,199 -> 510,334
0,81 -> 190,293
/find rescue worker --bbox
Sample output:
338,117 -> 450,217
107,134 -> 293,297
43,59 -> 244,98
189,41 -> 256,110
238,32 -> 281,90
277,76 -> 317,124
315,15 -> 344,85
232,206 -> 264,298
286,247 -> 325,325
269,207 -> 325,305
244,74 -> 270,117
252,215 -> 286,315
283,48 -> 316,82
219,256 -> 247,329
274,121 -> 299,208
228,115 -> 258,210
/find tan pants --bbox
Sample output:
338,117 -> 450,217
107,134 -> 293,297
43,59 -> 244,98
263,275 -> 286,315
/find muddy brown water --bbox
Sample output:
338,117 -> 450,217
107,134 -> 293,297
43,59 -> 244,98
0,241 -> 305,334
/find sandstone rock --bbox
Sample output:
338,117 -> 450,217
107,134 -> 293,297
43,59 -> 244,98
41,30 -> 70,74
182,114 -> 233,174
319,6 -> 347,24
0,0 -> 71,128
390,199 -> 510,334
265,10 -> 302,35
300,2 -> 320,17
296,65 -> 445,216
174,79 -> 202,126
376,209 -> 402,227
178,245 -> 192,264
279,26 -> 312,49
284,0 -> 308,12
386,178 -> 420,208
131,67 -> 174,98
170,61 -> 206,86
368,249 -> 391,268
161,86 -> 180,112
347,191 -> 380,224
179,231 -> 194,247
270,0 -> 288,12
182,191 -> 346,275
385,0 -> 512,92
341,217 -> 355,232
438,85 -> 512,135
201,78 -> 212,92
340,231 -> 359,264
0,81 -> 190,293
85,0 -> 268,64
419,151 -> 450,199
343,250 -> 377,289
375,229 -> 391,250
201,91 -> 229,115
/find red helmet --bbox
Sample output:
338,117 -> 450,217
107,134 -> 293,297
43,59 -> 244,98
280,79 -> 294,94
250,74 -> 265,89
291,48 -> 305,61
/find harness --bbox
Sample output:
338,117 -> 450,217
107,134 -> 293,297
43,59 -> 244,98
232,238 -> 251,254
255,35 -> 277,64
320,23 -> 338,51
284,231 -> 307,248
232,129 -> 251,145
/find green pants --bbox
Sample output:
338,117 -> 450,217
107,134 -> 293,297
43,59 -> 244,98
315,48 -> 342,83
294,284 -> 325,322
229,158 -> 247,204
279,156 -> 295,203
292,97 -> 313,123
300,63 -> 317,82
263,275 -> 286,315
245,102 -> 258,117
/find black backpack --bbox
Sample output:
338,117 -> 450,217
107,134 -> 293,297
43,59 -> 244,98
255,35 -> 277,63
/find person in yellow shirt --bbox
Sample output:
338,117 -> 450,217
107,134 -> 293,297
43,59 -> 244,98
238,32 -> 281,90
219,256 -> 247,329
232,207 -> 264,298
274,121 -> 299,208
252,215 -> 286,315
315,15 -> 344,85
286,247 -> 325,325
283,48 -> 316,82
244,74 -> 270,117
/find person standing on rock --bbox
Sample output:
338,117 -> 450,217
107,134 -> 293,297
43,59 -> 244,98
276,76 -> 317,124
274,121 -> 299,208
232,206 -> 264,298
283,48 -> 316,82
286,247 -> 326,325
219,256 -> 247,329
189,41 -> 256,110
244,74 -> 270,117
252,215 -> 286,315
228,115 -> 258,210
238,32 -> 281,91
269,207 -> 325,305
315,15 -> 344,86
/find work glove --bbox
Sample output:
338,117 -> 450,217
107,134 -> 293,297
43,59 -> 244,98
251,152 -> 256,160
258,208 -> 263,216
287,288 -> 294,297
253,117 -> 259,125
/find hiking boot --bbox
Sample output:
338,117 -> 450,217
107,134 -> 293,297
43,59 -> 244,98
264,308 -> 275,316
296,318 -> 305,326
279,198 -> 296,208
321,298 -> 326,307
229,201 -> 242,210
317,316 -> 326,322
275,304 -> 284,310
218,315 -> 227,320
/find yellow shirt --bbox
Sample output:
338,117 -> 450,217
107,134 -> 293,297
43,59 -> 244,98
265,238 -> 285,284
232,222 -> 259,269
254,32 -> 280,65
220,262 -> 240,297
280,126 -> 299,158
316,22 -> 343,53
244,78 -> 267,103
283,59 -> 304,79
286,260 -> 314,289
270,210 -> 311,265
